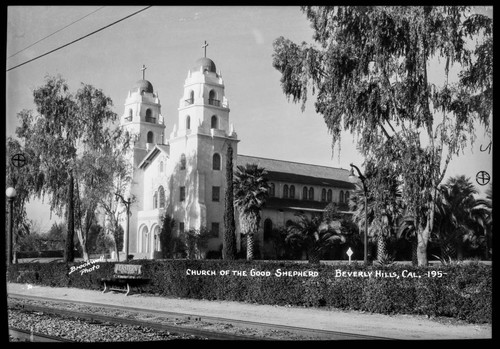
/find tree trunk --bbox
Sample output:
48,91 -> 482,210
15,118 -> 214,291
246,233 -> 254,261
417,226 -> 429,266
65,172 -> 75,262
81,243 -> 89,261
411,238 -> 418,266
308,246 -> 321,264
377,236 -> 387,260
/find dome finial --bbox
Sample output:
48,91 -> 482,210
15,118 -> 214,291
141,64 -> 147,80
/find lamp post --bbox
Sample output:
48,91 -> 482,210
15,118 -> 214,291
6,187 -> 17,266
115,193 -> 131,261
349,164 -> 369,265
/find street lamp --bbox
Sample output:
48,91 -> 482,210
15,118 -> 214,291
349,164 -> 369,265
115,193 -> 131,261
6,187 -> 17,266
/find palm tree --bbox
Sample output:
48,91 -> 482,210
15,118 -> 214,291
468,183 -> 492,259
233,163 -> 270,261
434,175 -> 483,261
286,213 -> 346,264
349,177 -> 403,263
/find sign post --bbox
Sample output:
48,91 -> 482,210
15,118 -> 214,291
346,247 -> 353,265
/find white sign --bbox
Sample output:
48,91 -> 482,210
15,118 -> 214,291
346,247 -> 353,264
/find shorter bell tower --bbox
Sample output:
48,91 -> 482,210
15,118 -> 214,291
119,65 -> 166,256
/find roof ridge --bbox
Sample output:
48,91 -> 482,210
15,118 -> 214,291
237,154 -> 348,171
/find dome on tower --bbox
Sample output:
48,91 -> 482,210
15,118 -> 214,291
193,57 -> 217,73
133,79 -> 154,94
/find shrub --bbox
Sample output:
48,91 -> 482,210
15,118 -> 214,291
7,259 -> 491,324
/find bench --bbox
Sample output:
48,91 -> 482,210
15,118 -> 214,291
101,264 -> 149,296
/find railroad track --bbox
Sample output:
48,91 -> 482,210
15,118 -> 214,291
9,327 -> 75,342
9,293 -> 392,340
9,303 -> 261,341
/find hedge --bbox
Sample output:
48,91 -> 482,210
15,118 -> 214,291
7,259 -> 491,324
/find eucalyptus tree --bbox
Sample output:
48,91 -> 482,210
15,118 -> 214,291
272,6 -> 492,265
15,75 -> 120,262
6,137 -> 37,240
233,164 -> 270,260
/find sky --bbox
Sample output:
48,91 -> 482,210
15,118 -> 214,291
6,6 -> 493,232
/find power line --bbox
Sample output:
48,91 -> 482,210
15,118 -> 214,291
6,6 -> 152,72
8,6 -> 106,60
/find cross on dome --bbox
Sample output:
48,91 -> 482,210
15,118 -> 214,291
202,41 -> 208,58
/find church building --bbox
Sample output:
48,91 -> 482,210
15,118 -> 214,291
118,50 -> 355,260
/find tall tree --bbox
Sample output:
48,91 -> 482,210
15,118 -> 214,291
15,76 -> 121,262
6,137 -> 38,248
272,6 -> 492,266
73,128 -> 131,260
233,164 -> 270,260
159,214 -> 176,258
223,145 -> 237,259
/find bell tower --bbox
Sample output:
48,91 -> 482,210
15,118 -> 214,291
121,65 -> 166,164
119,65 -> 166,256
167,42 -> 238,234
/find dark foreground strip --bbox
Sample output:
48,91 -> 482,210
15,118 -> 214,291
9,302 -> 263,341
9,293 -> 393,340
9,327 -> 75,342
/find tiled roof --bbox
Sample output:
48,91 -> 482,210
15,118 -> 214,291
236,155 -> 356,189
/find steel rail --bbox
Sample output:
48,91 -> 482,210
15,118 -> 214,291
9,327 -> 75,342
9,293 -> 393,340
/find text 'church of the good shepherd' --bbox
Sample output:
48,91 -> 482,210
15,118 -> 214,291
118,51 -> 356,260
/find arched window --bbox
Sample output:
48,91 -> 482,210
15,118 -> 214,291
141,226 -> 149,253
158,186 -> 165,208
180,153 -> 186,170
264,219 -> 273,241
283,184 -> 289,198
147,131 -> 154,143
145,109 -> 154,123
126,109 -> 133,121
189,90 -> 194,104
290,185 -> 295,199
211,115 -> 218,129
309,187 -> 314,201
159,161 -> 164,173
303,186 -> 308,200
327,189 -> 332,202
345,191 -> 350,203
340,190 -> 344,203
212,153 -> 221,170
186,115 -> 191,130
154,226 -> 161,252
321,188 -> 326,202
153,191 -> 158,209
269,183 -> 275,197
209,89 -> 216,101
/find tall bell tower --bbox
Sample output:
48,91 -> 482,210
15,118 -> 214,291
167,42 -> 238,235
119,65 -> 166,255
